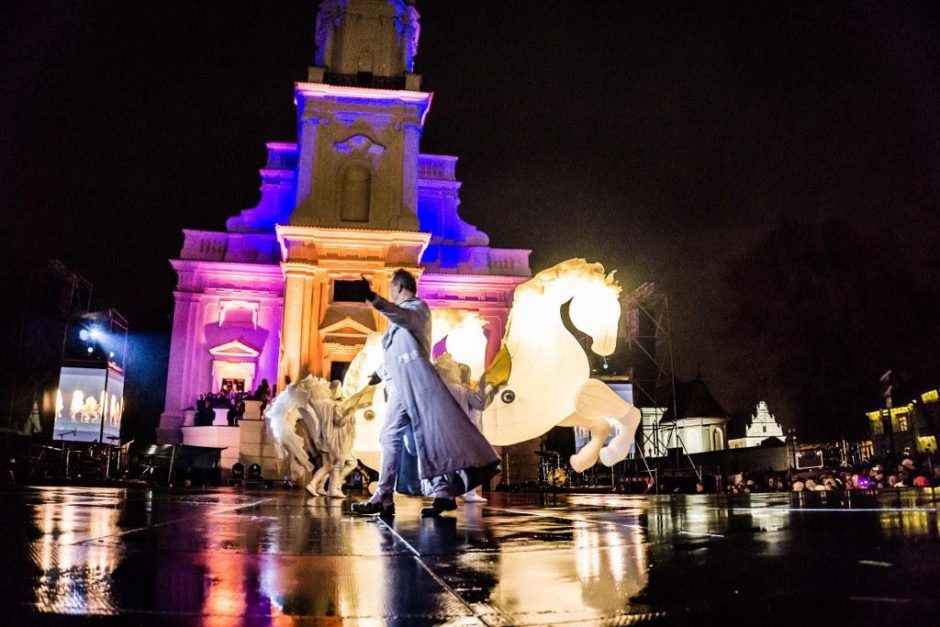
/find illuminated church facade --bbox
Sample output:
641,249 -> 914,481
158,0 -> 531,443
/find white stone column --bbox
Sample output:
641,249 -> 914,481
280,267 -> 307,389
398,120 -> 421,230
158,292 -> 200,443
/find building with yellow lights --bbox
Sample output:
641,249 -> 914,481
867,389 -> 940,457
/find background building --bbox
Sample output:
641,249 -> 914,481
728,401 -> 785,449
867,389 -> 939,457
656,376 -> 729,455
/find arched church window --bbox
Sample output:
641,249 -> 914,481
341,164 -> 371,222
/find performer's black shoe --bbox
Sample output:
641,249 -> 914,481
421,497 -> 457,518
350,501 -> 395,517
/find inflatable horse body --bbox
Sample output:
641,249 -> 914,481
347,259 -> 641,473
481,259 -> 641,471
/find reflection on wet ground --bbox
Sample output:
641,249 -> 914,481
2,487 -> 939,624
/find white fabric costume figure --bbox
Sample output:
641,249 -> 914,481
265,376 -> 356,498
436,354 -> 494,503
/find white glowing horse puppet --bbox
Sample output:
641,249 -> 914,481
342,309 -> 489,470
341,334 -> 386,471
481,259 -> 641,471
265,375 -> 357,497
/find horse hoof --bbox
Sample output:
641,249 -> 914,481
327,489 -> 345,499
599,448 -> 617,467
569,455 -> 591,473
305,482 -> 319,497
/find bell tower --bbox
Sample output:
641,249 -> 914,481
278,0 -> 431,387
291,0 -> 428,231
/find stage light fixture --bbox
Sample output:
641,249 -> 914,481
89,327 -> 104,341
86,346 -> 94,354
79,329 -> 90,341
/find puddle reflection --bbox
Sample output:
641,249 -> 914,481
489,516 -> 649,617
32,492 -> 125,614
10,488 -> 940,621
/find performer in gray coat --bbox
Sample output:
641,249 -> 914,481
351,269 -> 500,518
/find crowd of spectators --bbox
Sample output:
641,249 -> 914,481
621,449 -> 940,495
193,379 -> 272,427
721,450 -> 939,495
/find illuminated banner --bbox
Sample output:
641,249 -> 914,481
54,366 -> 124,443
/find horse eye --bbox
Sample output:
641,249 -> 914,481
500,390 -> 516,404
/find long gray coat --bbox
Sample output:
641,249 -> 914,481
373,295 -> 500,494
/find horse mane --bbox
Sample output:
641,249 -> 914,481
513,258 -> 621,302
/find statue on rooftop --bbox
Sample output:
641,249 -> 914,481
314,0 -> 346,67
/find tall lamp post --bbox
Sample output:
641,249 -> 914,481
98,356 -> 111,446
787,428 -> 798,468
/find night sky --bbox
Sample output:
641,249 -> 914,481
2,1 -> 939,438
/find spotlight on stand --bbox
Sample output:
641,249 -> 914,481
229,462 -> 245,487
246,463 -> 264,488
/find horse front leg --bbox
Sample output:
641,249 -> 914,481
576,379 -> 642,467
563,414 -> 611,472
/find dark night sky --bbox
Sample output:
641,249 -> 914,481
2,1 -> 939,434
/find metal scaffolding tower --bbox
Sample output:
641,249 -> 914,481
622,283 -> 699,478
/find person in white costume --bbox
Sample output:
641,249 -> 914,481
436,354 -> 496,503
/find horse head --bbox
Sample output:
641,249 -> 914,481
482,259 -> 624,446
567,268 -> 622,356
513,258 -> 622,356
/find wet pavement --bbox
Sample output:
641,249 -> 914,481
2,486 -> 939,625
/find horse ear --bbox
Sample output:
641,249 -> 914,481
605,270 -> 617,285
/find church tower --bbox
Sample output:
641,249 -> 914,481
278,0 -> 433,388
158,0 -> 531,445
291,0 -> 427,230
